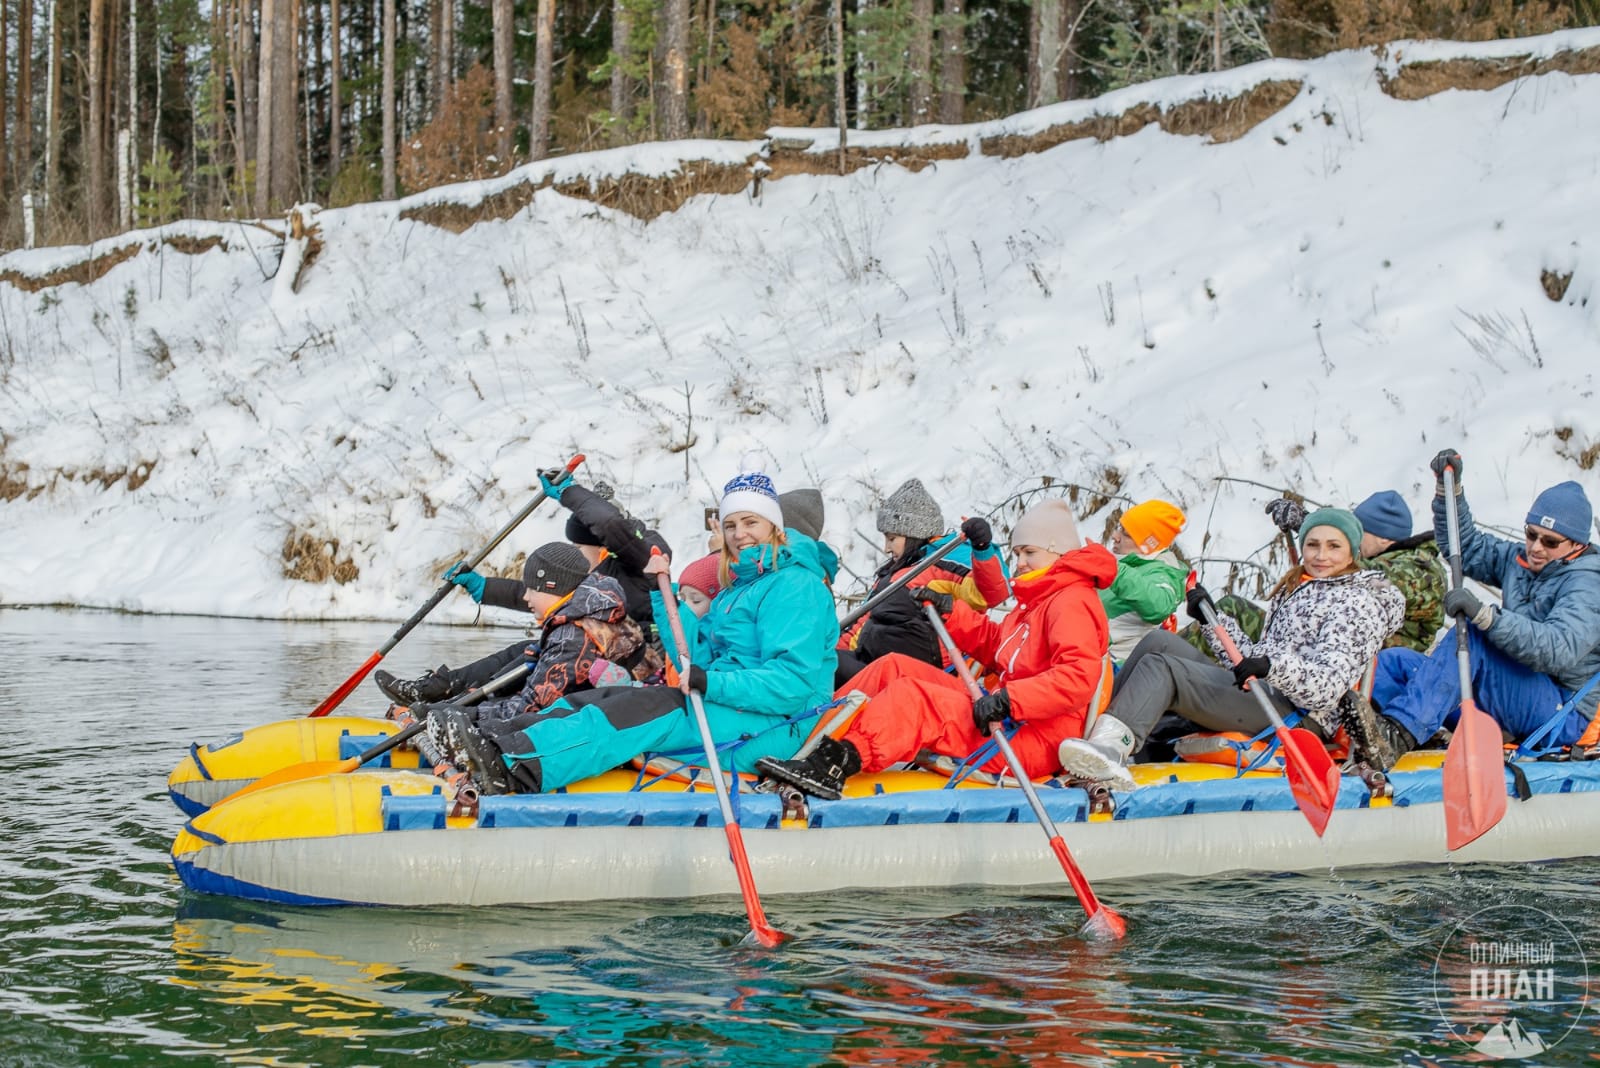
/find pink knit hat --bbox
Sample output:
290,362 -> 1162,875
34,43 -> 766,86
678,552 -> 722,598
1009,500 -> 1082,554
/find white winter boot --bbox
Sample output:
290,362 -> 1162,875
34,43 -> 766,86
1057,715 -> 1138,792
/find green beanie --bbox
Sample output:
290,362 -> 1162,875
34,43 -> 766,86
1299,507 -> 1364,557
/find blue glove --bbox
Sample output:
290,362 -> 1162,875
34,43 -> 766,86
444,562 -> 486,603
539,468 -> 575,502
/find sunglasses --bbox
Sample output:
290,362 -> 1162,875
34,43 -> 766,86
1524,527 -> 1568,550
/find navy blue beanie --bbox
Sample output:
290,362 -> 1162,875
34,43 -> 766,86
1526,481 -> 1593,545
1352,491 -> 1412,543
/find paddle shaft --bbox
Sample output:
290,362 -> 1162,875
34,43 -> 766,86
1199,601 -> 1295,735
307,453 -> 584,718
837,534 -> 968,631
922,603 -> 1114,926
653,554 -> 785,946
1441,468 -> 1474,694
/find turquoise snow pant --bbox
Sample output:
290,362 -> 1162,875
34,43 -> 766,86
479,684 -> 818,793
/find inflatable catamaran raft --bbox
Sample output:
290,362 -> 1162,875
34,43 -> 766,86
168,717 -> 1600,908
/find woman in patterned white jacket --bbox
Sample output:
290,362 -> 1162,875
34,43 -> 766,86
1058,507 -> 1405,789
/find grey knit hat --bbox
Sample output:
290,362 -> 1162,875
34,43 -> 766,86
779,488 -> 825,541
876,478 -> 945,540
522,542 -> 591,596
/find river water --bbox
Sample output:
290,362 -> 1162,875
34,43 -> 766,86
1,606 -> 1595,1066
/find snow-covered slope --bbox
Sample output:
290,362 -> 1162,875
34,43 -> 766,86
3,30 -> 1598,619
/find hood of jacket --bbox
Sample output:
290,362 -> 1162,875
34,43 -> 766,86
547,572 -> 628,626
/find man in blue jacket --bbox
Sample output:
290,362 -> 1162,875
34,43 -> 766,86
1357,450 -> 1600,767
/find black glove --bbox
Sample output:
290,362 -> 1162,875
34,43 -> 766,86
1430,449 -> 1463,483
912,587 -> 955,616
685,664 -> 708,694
1264,497 -> 1308,536
972,689 -> 1011,736
960,517 -> 994,552
1443,587 -> 1495,629
1185,584 -> 1217,623
1231,654 -> 1271,689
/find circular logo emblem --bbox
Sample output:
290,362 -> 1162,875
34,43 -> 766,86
1433,905 -> 1589,1059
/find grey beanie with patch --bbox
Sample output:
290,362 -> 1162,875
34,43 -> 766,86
876,478 -> 946,540
779,488 -> 826,541
522,542 -> 591,596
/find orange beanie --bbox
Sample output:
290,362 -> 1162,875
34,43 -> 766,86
1120,500 -> 1186,555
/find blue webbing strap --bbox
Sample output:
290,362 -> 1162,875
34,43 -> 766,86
1511,668 -> 1600,760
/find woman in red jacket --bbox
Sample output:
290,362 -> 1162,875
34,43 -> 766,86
758,499 -> 1117,799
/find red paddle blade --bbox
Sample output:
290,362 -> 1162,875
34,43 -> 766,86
1444,697 -> 1508,850
1277,726 -> 1339,837
1079,906 -> 1128,942
724,823 -> 788,948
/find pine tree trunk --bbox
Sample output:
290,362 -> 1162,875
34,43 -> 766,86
439,0 -> 454,99
937,0 -> 964,124
256,0 -> 275,211
1,0 -> 9,205
834,0 -> 845,172
276,0 -> 298,202
529,0 -> 553,160
908,0 -> 932,125
329,0 -> 342,182
128,0 -> 139,224
608,0 -> 631,146
661,0 -> 688,139
1029,0 -> 1061,107
88,0 -> 108,236
492,0 -> 512,164
241,0 -> 257,174
18,0 -> 34,196
1057,0 -> 1077,100
382,0 -> 395,195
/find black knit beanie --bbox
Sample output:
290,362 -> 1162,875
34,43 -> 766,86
523,542 -> 591,595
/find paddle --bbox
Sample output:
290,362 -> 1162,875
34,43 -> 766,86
1199,600 -> 1339,837
1439,466 -> 1508,850
306,452 -> 585,718
223,661 -> 533,803
836,533 -> 968,632
652,548 -> 786,948
922,603 -> 1127,940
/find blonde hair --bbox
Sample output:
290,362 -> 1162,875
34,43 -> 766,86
718,524 -> 788,588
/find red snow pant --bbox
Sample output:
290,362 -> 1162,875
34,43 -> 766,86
837,653 -> 1065,778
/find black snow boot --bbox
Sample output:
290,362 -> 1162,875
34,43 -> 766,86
1339,690 -> 1416,773
755,736 -> 862,801
426,707 -> 512,795
375,665 -> 455,706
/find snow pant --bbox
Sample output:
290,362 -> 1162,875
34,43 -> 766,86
479,684 -> 817,794
1374,624 -> 1588,748
441,639 -> 534,695
834,649 -> 870,690
1105,630 -> 1299,750
838,653 -> 1063,779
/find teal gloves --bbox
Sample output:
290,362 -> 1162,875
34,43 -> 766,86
445,562 -> 486,603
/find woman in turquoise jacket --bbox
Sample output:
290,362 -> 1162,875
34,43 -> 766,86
429,462 -> 838,794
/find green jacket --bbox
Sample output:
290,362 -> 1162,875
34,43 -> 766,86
1362,535 -> 1446,653
1100,551 -> 1188,661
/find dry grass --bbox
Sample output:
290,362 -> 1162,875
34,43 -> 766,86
282,531 -> 360,585
0,233 -> 233,293
1379,45 -> 1600,100
981,80 -> 1304,158
1542,268 -> 1574,302
0,460 -> 30,501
